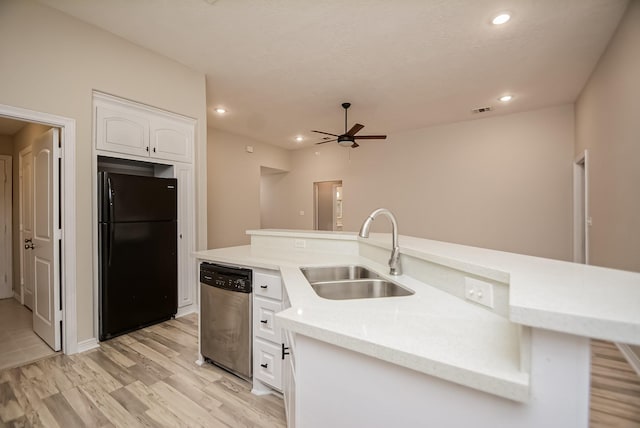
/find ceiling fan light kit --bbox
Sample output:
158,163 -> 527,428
312,102 -> 387,149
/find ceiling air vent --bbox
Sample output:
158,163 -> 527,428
472,106 -> 493,114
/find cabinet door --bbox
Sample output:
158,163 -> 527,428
150,116 -> 193,163
176,165 -> 195,308
254,296 -> 283,343
96,103 -> 149,157
283,330 -> 296,427
255,338 -> 283,391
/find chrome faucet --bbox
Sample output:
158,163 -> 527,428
358,208 -> 402,275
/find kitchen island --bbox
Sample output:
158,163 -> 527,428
195,229 -> 640,428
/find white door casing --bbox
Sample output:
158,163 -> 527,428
573,151 -> 590,264
0,103 -> 77,355
19,147 -> 34,308
0,155 -> 12,299
32,129 -> 61,351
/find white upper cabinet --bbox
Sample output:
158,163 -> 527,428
150,116 -> 193,163
96,104 -> 149,157
95,93 -> 194,163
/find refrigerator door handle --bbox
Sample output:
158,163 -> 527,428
107,176 -> 114,222
108,223 -> 114,266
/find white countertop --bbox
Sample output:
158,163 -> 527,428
194,229 -> 640,402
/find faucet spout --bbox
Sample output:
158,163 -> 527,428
358,208 -> 402,275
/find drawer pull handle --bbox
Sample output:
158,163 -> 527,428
282,343 -> 290,360
260,285 -> 268,289
260,319 -> 268,324
260,363 -> 268,368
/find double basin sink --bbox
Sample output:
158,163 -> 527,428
300,265 -> 414,300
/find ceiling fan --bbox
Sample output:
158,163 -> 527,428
312,103 -> 387,148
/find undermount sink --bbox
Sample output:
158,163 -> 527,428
300,265 -> 414,300
300,265 -> 381,283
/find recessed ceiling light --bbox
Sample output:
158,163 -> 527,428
492,13 -> 511,25
214,107 -> 227,114
498,95 -> 513,102
295,136 -> 304,142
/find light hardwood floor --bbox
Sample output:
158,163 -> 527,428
0,314 -> 286,427
590,340 -> 640,427
0,299 -> 57,371
2,312 -> 638,427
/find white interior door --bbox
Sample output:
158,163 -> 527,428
0,155 -> 12,299
32,129 -> 61,351
20,148 -> 34,308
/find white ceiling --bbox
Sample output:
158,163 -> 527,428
38,0 -> 628,149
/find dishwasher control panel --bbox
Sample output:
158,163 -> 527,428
200,262 -> 252,293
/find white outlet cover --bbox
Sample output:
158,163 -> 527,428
464,277 -> 495,309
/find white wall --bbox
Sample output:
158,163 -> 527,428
263,105 -> 575,261
575,0 -> 640,273
207,128 -> 291,248
0,0 -> 207,342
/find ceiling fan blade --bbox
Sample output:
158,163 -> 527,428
312,130 -> 339,137
315,139 -> 337,145
346,123 -> 364,136
354,135 -> 387,140
351,142 -> 360,148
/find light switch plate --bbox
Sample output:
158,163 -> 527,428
464,277 -> 494,309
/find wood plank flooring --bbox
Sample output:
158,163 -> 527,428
0,299 -> 57,371
0,314 -> 286,427
590,340 -> 640,427
2,312 -> 638,427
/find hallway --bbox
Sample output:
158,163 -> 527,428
0,299 -> 56,371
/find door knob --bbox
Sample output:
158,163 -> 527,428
24,238 -> 33,243
24,243 -> 34,250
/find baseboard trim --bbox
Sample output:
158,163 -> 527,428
76,338 -> 100,354
616,343 -> 640,377
13,291 -> 21,302
176,305 -> 198,318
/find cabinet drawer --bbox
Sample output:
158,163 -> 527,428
254,272 -> 282,300
254,296 -> 283,343
254,338 -> 282,391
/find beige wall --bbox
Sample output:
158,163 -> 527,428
575,1 -> 640,273
207,128 -> 291,248
262,105 -> 575,261
0,0 -> 207,342
10,124 -> 53,295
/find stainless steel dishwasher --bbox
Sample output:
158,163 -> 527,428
200,262 -> 252,380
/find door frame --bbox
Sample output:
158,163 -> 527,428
0,103 -> 77,355
313,180 -> 342,231
0,155 -> 12,299
573,150 -> 589,265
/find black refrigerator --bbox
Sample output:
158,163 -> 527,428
98,172 -> 178,341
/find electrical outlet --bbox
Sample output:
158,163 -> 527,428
294,239 -> 306,249
464,277 -> 494,309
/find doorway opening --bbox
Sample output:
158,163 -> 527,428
573,151 -> 589,264
314,180 -> 343,231
0,104 -> 77,369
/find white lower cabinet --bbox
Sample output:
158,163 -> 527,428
252,270 -> 284,393
254,338 -> 282,390
282,328 -> 296,428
